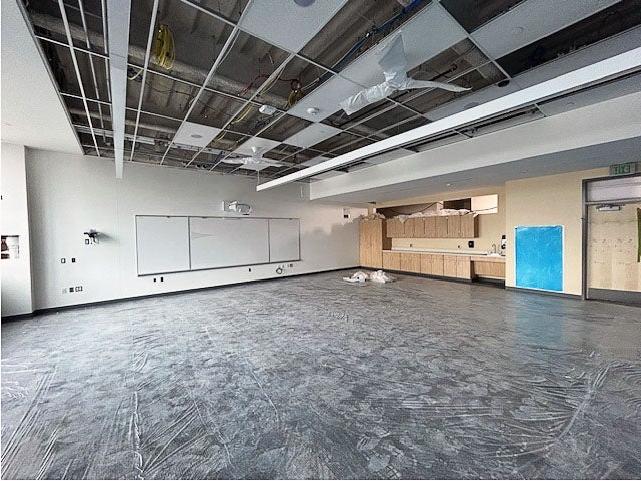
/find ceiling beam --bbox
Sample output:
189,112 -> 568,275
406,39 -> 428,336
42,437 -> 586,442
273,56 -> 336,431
106,0 -> 131,178
256,46 -> 641,191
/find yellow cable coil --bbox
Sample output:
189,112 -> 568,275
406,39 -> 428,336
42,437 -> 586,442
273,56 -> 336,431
153,24 -> 175,70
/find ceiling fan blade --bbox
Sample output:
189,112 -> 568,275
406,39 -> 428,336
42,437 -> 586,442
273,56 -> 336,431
405,79 -> 471,92
340,82 -> 395,115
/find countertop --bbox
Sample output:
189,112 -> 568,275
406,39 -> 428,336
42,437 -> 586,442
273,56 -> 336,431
383,248 -> 506,261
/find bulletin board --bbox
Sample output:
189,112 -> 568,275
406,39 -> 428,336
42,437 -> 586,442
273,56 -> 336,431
515,225 -> 563,292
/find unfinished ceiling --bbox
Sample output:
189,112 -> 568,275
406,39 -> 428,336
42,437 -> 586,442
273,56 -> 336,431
20,0 -> 641,181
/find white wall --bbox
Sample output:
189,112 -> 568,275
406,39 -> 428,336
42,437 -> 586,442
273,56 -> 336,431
25,150 -> 364,311
1,143 -> 33,316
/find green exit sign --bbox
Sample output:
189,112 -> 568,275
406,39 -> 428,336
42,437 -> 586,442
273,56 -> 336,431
610,162 -> 638,176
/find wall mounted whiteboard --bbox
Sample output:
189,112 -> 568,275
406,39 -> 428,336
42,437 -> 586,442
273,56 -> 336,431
515,225 -> 563,292
190,217 -> 269,269
136,216 -> 191,275
135,215 -> 300,275
269,218 -> 300,262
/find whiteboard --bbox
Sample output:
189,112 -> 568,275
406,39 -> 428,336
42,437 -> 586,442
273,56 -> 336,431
136,216 -> 191,275
269,218 -> 300,262
190,217 -> 270,269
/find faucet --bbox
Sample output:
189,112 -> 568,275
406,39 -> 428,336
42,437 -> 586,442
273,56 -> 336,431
491,243 -> 497,254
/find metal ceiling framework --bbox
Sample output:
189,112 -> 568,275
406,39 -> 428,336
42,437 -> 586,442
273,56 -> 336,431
19,0 -> 641,181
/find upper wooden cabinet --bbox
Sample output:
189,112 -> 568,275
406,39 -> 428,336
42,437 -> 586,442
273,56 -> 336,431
386,215 -> 477,239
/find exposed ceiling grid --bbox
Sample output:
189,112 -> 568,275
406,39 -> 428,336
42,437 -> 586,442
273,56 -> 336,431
18,0 -> 641,180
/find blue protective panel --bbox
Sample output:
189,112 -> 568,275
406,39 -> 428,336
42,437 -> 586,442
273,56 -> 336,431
515,226 -> 563,292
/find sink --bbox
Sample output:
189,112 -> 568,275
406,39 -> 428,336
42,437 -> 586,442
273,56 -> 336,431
486,253 -> 503,257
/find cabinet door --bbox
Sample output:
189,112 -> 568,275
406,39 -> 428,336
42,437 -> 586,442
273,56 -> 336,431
424,217 -> 436,238
420,254 -> 430,275
435,217 -> 449,237
443,255 -> 458,277
359,221 -> 369,266
457,256 -> 471,279
383,252 -> 401,270
401,253 -> 421,273
402,219 -> 414,237
460,215 -> 477,238
413,218 -> 425,237
369,220 -> 383,268
430,254 -> 444,276
447,215 -> 461,238
386,219 -> 400,237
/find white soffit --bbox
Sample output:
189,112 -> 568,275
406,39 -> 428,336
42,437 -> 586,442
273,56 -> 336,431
472,0 -> 621,59
287,2 -> 466,123
173,122 -> 222,148
239,0 -> 348,52
0,0 -> 80,153
256,46 -> 641,191
364,148 -> 416,165
302,156 -> 331,167
234,136 -> 280,155
426,26 -> 641,121
284,123 -> 342,148
341,3 -> 467,86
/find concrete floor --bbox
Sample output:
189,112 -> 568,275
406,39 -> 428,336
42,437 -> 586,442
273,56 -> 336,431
2,270 -> 640,479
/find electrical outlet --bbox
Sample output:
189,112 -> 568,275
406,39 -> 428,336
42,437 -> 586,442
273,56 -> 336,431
71,258 -> 76,263
75,286 -> 83,292
69,286 -> 75,292
153,277 -> 157,283
85,239 -> 90,245
61,258 -> 66,263
160,276 -> 164,282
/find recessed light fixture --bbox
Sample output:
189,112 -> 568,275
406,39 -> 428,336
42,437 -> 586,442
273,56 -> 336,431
294,0 -> 315,6
497,79 -> 510,88
190,134 -> 203,139
306,107 -> 320,115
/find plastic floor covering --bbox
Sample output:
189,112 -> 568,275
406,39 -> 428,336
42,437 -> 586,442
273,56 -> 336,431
2,270 -> 641,479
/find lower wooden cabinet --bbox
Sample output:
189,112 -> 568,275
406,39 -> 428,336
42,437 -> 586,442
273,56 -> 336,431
400,253 -> 421,273
382,251 -> 401,270
420,254 -> 444,276
457,256 -> 471,278
443,255 -> 458,277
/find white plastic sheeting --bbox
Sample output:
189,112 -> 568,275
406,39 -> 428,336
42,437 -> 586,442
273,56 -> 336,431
342,270 -> 395,284
340,33 -> 469,115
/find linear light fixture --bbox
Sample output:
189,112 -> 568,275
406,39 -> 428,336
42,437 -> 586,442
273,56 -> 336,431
256,46 -> 641,191
106,0 -> 131,179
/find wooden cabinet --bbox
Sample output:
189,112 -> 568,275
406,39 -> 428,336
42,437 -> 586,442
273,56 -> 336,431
457,256 -> 471,279
443,255 -> 458,277
471,256 -> 505,279
402,219 -> 415,237
435,217 -> 449,238
382,251 -> 401,270
400,253 -> 422,273
420,254 -> 444,276
413,218 -> 425,237
460,215 -> 477,238
424,217 -> 436,237
447,215 -> 461,238
386,218 -> 403,237
359,219 -> 391,268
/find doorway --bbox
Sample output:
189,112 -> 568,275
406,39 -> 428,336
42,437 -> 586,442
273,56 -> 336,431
584,174 -> 641,304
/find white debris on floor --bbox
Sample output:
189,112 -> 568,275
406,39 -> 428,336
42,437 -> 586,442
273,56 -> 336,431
342,270 -> 395,284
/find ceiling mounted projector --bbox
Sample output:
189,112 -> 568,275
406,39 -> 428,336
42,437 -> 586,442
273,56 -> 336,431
340,33 -> 470,115
294,0 -> 316,6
